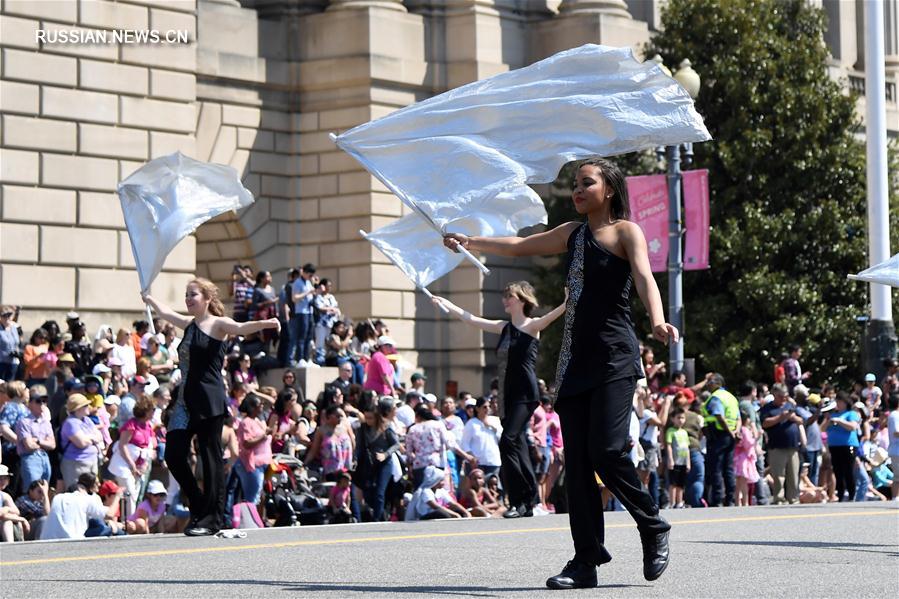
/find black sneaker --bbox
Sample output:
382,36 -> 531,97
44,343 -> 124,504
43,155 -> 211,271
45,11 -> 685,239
641,529 -> 670,581
546,559 -> 598,590
518,504 -> 534,517
502,506 -> 521,519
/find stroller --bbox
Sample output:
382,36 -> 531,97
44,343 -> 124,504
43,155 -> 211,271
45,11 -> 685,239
263,455 -> 328,527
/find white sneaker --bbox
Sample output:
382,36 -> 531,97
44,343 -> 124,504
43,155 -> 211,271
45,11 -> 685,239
531,505 -> 551,517
297,359 -> 309,368
310,362 -> 321,368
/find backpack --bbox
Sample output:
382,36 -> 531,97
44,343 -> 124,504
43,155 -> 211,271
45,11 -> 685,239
231,501 -> 265,529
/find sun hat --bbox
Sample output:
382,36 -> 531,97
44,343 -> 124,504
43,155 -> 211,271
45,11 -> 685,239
0,464 -> 10,477
145,480 -> 167,496
376,335 -> 396,347
95,339 -> 115,353
820,398 -> 836,412
852,401 -> 869,418
66,393 -> 91,413
58,353 -> 76,364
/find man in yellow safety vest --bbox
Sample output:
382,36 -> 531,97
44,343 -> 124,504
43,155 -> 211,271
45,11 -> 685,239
700,374 -> 740,507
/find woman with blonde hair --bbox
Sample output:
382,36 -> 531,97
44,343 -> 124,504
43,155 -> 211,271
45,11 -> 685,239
432,281 -> 566,519
111,328 -> 137,378
142,278 -> 279,536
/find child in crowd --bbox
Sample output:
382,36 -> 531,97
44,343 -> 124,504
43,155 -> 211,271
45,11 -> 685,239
734,412 -> 760,506
459,468 -> 505,517
664,408 -> 690,509
126,480 -> 171,534
328,472 -> 355,524
405,466 -> 470,520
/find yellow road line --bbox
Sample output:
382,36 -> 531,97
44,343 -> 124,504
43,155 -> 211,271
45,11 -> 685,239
2,509 -> 894,567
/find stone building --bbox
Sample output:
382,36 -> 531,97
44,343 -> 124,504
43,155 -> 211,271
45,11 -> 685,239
0,0 -> 896,395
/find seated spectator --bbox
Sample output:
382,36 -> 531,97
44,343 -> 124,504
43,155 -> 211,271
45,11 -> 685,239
328,472 -> 355,524
135,357 -> 160,396
404,466 -> 469,521
0,464 -> 29,541
15,385 -> 55,490
232,354 -> 259,393
41,473 -> 122,540
331,363 -> 354,398
126,479 -> 171,534
59,393 -> 102,488
305,405 -> 354,483
15,480 -> 50,540
325,322 -> 364,383
459,468 -> 505,517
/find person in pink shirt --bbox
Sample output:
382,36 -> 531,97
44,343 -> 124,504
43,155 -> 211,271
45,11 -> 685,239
531,400 -> 550,508
109,396 -> 157,514
363,336 -> 396,396
542,396 -> 564,511
236,395 -> 273,505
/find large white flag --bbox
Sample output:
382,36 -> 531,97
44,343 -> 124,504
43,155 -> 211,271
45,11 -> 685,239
849,253 -> 899,288
117,152 -> 254,292
333,44 -> 711,287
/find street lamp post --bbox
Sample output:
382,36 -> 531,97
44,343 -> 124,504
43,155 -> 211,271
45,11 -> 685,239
654,57 -> 701,374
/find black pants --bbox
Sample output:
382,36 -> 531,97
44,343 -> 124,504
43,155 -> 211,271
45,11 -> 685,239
705,429 -> 736,506
500,401 -> 539,509
556,378 -> 669,566
830,445 -> 855,502
165,414 -> 226,529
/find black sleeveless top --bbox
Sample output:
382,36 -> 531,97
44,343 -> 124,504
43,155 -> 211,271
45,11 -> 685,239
178,321 -> 228,420
496,322 -> 540,414
555,223 -> 644,399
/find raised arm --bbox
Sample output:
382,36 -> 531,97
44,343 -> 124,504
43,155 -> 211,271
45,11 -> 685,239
212,316 -> 280,338
524,289 -> 568,335
443,222 -> 579,258
141,293 -> 192,330
620,222 -> 679,345
430,296 -> 505,335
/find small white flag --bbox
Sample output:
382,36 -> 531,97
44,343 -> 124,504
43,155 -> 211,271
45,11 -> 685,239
849,253 -> 899,288
117,152 -> 254,291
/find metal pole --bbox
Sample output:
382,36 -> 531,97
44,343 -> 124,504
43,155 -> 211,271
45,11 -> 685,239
864,0 -> 898,377
667,144 -> 685,372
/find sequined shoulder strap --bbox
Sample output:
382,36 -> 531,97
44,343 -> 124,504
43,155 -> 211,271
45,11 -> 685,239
554,223 -> 587,388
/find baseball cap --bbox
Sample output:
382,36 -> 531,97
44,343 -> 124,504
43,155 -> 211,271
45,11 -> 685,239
423,393 -> 437,404
98,480 -> 120,497
411,372 -> 427,382
140,332 -> 155,350
864,373 -> 876,383
465,398 -> 477,407
129,375 -> 148,386
377,335 -> 396,347
103,394 -> 121,406
64,378 -> 85,392
0,464 -> 10,477
66,393 -> 91,413
107,356 -> 124,367
66,311 -> 80,321
145,480 -> 167,496
92,363 -> 111,375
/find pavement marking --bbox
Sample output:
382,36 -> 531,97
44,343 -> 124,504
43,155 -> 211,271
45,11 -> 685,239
2,509 -> 894,567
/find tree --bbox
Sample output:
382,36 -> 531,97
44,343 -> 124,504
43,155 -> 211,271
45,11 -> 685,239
534,0 -> 899,388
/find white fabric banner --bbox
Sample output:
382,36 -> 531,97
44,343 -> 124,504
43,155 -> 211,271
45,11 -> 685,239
849,253 -> 899,288
117,152 -> 254,291
333,44 -> 711,287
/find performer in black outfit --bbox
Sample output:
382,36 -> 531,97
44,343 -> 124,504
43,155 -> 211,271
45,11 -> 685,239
431,282 -> 565,517
445,158 -> 678,590
142,278 -> 279,536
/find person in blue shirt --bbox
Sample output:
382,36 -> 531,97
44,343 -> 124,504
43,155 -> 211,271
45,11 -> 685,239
821,392 -> 860,502
288,264 -> 317,367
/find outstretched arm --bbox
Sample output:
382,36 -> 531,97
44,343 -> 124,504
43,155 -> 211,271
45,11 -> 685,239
620,222 -> 679,345
524,289 -> 568,335
443,222 -> 579,258
431,296 -> 505,335
212,317 -> 280,339
141,294 -> 192,330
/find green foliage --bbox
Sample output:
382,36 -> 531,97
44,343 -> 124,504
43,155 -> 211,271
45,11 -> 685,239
534,0 -> 898,387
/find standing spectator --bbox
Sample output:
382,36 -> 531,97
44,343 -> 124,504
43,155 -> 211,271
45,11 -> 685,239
304,405 -> 354,483
733,412 -> 759,506
15,386 -> 55,490
861,373 -> 883,410
118,376 -> 148,427
886,394 -> 899,501
664,408 -> 690,509
882,359 -> 899,397
0,306 -> 22,382
782,344 -> 811,395
314,279 -> 341,362
58,394 -> 102,488
40,473 -> 120,540
672,392 -> 704,508
277,269 -> 300,366
410,372 -> 427,395
406,404 -> 456,488
542,396 -> 564,511
130,321 -> 149,360
462,398 -> 503,481
63,320 -> 92,378
641,348 -> 666,393
396,391 -> 422,429
289,264 -> 318,367
235,395 -> 273,507
701,374 -> 740,507
759,383 -> 803,504
23,328 -> 52,386
231,265 -> 254,323
328,472 -> 355,523
249,271 -> 278,351
530,398 -> 551,508
112,329 -> 137,379
821,392 -> 861,502
363,336 -> 397,397
773,353 -> 788,386
267,389 -> 299,455
0,381 -> 30,481
662,371 -> 694,402
145,335 -> 174,385
636,387 -> 665,508
109,396 -> 157,514
799,392 -> 824,485
355,397 -> 402,521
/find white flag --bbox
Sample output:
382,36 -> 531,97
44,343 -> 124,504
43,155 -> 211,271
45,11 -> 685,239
117,152 -> 254,291
849,253 -> 899,288
333,44 -> 711,286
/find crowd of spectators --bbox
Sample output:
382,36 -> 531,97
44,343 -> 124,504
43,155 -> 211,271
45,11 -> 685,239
1,276 -> 898,541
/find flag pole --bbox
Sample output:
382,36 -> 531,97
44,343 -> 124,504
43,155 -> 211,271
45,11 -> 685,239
359,230 -> 450,313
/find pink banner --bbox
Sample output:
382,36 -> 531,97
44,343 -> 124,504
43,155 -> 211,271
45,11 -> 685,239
626,174 -> 669,273
683,169 -> 710,271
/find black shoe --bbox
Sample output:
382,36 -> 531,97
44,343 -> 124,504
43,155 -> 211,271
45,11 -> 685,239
518,504 -> 534,518
546,559 -> 598,590
184,526 -> 215,537
641,530 -> 670,581
503,507 -> 521,519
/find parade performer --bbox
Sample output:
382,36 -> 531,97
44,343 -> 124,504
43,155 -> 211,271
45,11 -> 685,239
142,279 -> 279,536
431,283 -> 565,518
445,158 -> 678,590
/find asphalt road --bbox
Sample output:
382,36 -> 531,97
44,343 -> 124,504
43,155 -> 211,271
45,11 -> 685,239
1,502 -> 897,598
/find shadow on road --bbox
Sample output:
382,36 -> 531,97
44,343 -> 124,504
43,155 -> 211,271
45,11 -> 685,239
39,579 -> 651,596
687,540 -> 898,557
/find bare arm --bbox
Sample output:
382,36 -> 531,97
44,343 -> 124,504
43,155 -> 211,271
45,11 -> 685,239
620,222 -> 678,344
141,294 -> 192,330
444,222 -> 579,258
523,290 -> 568,335
430,296 -> 505,335
212,316 -> 280,338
